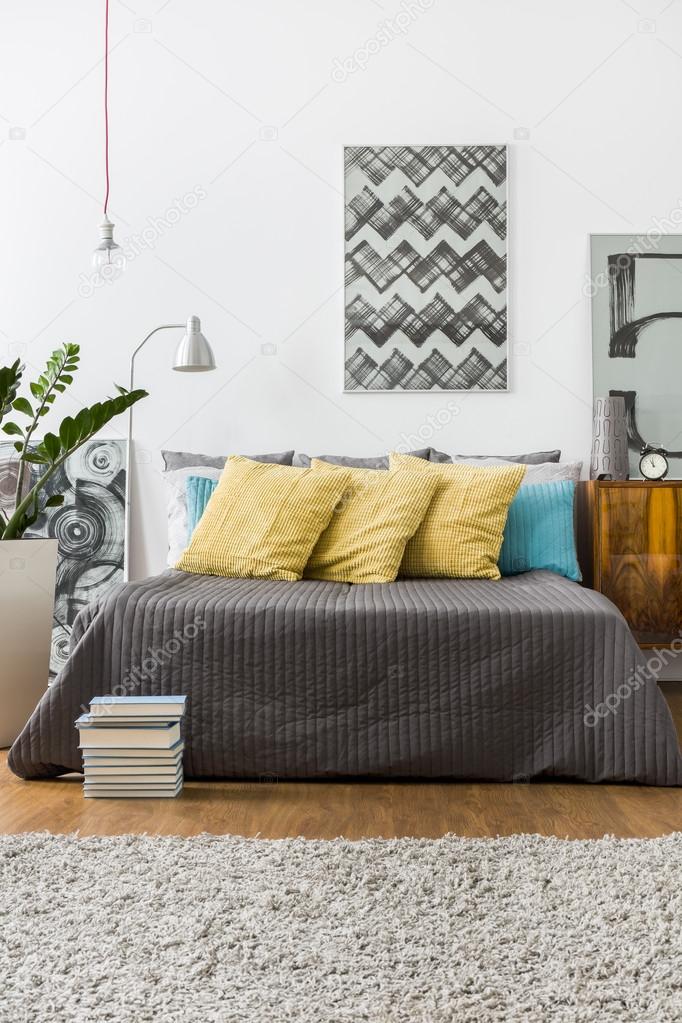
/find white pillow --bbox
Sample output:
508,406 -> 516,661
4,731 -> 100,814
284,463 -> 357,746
163,465 -> 222,567
520,460 -> 582,486
451,457 -> 582,486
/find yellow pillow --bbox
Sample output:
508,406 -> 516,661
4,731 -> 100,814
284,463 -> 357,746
304,460 -> 440,583
176,456 -> 352,581
389,452 -> 526,579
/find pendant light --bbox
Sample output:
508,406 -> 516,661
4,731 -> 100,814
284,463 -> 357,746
92,0 -> 125,275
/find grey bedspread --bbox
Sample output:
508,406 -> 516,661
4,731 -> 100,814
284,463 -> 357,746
8,570 -> 682,784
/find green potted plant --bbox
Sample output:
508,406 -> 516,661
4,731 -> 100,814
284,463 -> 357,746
0,343 -> 147,746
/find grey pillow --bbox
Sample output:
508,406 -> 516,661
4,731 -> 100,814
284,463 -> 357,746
162,450 -> 294,471
292,448 -> 434,469
451,449 -> 561,464
427,448 -> 453,463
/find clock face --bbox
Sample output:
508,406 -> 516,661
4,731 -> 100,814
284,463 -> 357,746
639,451 -> 668,480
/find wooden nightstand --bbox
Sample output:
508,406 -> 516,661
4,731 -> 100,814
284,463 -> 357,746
579,480 -> 682,649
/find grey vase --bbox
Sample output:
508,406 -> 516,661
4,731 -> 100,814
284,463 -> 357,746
590,396 -> 629,480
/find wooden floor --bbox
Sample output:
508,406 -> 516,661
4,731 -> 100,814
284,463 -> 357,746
2,684 -> 681,841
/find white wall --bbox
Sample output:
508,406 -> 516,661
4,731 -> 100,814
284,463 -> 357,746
2,0 -> 681,576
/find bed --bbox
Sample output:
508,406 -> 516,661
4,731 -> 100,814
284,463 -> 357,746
8,568 -> 682,784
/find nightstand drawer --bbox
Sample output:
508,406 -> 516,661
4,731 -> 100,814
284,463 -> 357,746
601,554 -> 682,645
594,482 -> 682,648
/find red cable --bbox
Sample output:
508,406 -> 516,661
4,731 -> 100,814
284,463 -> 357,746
104,0 -> 110,216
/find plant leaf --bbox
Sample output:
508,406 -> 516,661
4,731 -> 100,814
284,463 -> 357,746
74,408 -> 92,439
0,360 -> 23,427
2,422 -> 23,437
44,494 -> 65,508
12,397 -> 33,417
43,432 -> 61,462
58,416 -> 76,450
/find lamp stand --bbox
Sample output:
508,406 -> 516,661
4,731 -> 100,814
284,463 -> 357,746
125,324 -> 185,582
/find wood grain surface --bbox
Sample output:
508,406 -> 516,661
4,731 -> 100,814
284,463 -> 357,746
1,685 -> 680,840
595,482 -> 682,646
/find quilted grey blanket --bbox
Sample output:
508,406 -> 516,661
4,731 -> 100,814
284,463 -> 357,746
8,570 -> 682,784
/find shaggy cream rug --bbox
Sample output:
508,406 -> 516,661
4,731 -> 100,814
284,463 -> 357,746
1,832 -> 680,1022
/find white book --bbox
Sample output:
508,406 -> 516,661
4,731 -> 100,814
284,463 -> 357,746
89,696 -> 187,717
83,757 -> 183,770
84,775 -> 183,786
80,715 -> 184,725
84,782 -> 183,799
82,761 -> 183,769
76,716 -> 180,749
83,773 -> 180,781
84,764 -> 182,777
81,740 -> 185,763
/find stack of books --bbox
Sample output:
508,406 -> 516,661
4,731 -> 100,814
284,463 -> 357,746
75,696 -> 187,798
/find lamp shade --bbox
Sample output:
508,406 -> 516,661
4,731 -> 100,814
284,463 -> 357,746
173,316 -> 216,372
590,395 -> 629,480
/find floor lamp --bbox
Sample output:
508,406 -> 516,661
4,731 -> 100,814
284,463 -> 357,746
125,316 -> 217,580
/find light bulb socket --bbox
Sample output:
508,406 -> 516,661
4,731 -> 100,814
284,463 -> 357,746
99,216 -> 116,243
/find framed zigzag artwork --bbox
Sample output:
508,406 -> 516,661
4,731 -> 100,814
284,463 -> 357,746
344,145 -> 508,392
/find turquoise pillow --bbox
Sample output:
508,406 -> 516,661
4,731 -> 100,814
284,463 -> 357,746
499,480 -> 581,581
186,475 -> 218,540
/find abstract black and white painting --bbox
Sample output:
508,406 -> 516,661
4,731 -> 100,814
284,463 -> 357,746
0,439 -> 126,680
591,235 -> 682,477
344,145 -> 508,391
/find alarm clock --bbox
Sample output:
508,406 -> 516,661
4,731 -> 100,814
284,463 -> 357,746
639,445 -> 669,481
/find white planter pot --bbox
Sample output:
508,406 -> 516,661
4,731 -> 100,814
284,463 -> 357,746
0,538 -> 58,747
